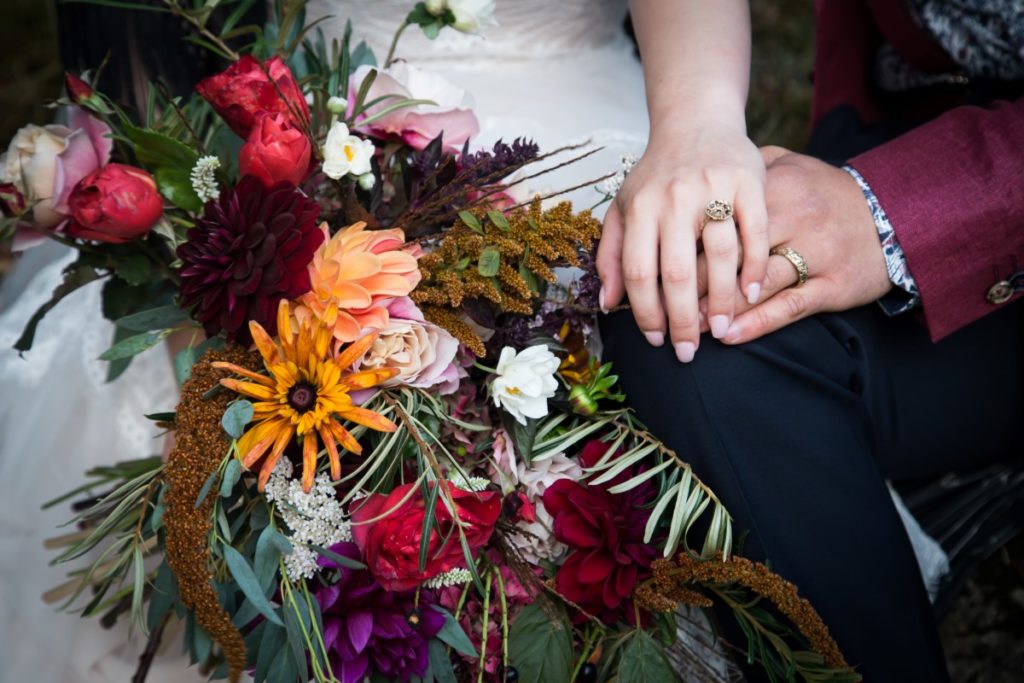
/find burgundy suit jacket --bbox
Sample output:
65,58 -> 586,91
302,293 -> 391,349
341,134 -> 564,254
812,0 -> 1024,341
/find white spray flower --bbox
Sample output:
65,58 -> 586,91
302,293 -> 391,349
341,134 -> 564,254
322,121 -> 374,180
190,155 -> 221,203
491,345 -> 560,425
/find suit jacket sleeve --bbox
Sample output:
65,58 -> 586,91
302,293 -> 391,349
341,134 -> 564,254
847,97 -> 1024,341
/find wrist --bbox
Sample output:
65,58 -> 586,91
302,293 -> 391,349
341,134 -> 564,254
648,87 -> 747,140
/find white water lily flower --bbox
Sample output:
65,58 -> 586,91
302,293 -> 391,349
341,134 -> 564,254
491,345 -> 560,425
322,121 -> 374,179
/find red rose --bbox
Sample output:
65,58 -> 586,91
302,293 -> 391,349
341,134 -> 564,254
542,439 -> 659,623
196,55 -> 309,139
67,163 -> 163,243
351,482 -> 500,591
239,113 -> 312,187
64,72 -> 94,105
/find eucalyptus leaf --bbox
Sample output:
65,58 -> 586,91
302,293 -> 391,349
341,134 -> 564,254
98,329 -> 170,361
221,400 -> 254,439
14,261 -> 101,353
115,304 -> 191,332
222,544 -> 283,626
428,639 -> 457,683
195,468 -> 219,509
174,345 -> 195,384
431,605 -> 477,657
220,459 -> 242,497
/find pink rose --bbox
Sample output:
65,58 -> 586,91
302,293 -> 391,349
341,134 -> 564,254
349,63 -> 479,153
0,107 -> 112,249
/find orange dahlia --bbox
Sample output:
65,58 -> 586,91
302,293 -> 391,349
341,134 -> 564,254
295,222 -> 422,345
213,300 -> 398,492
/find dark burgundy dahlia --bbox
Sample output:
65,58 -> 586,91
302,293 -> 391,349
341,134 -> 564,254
177,176 -> 323,343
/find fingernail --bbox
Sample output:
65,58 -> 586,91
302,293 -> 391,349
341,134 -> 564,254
675,341 -> 696,363
710,315 -> 730,339
747,283 -> 761,305
723,322 -> 742,343
644,331 -> 665,347
599,287 -> 608,314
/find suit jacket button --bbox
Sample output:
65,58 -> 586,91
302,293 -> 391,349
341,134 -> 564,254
987,280 -> 1014,305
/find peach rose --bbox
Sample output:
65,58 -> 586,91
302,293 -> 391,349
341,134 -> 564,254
353,297 -> 460,394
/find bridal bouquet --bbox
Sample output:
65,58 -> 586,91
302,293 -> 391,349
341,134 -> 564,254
3,2 -> 858,682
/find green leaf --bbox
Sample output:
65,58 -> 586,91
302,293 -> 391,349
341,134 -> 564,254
418,482 -> 440,573
508,602 -> 572,683
428,639 -> 458,683
477,245 -> 501,278
282,598 -> 310,682
617,631 -> 679,683
518,262 -> 539,294
155,166 -> 204,213
222,544 -> 283,626
222,400 -> 254,438
310,543 -> 365,569
144,411 -> 176,422
147,560 -> 178,632
106,324 -> 136,382
487,209 -> 511,232
220,459 -> 242,497
458,210 -> 483,234
14,261 -> 101,353
98,329 -> 169,361
113,252 -> 152,286
254,622 -> 285,683
195,468 -> 219,509
431,605 -> 477,657
116,304 -> 190,332
254,524 -> 282,593
174,345 -> 195,384
124,123 -> 199,169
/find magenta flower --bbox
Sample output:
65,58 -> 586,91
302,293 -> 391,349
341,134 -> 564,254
315,542 -> 445,683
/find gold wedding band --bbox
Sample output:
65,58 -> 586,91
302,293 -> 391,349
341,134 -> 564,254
770,246 -> 809,287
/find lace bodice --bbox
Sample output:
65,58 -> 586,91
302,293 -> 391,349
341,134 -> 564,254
305,0 -> 631,61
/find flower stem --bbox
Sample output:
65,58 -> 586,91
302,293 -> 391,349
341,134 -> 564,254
477,568 -> 492,683
384,20 -> 411,68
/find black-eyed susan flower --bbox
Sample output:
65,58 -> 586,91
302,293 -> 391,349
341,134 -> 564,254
213,300 -> 398,492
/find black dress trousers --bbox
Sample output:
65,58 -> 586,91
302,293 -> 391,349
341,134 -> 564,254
600,222 -> 1023,679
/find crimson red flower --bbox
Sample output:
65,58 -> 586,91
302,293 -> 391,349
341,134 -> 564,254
66,163 -> 162,243
196,55 -> 309,139
64,72 -> 94,104
176,176 -> 322,343
542,439 -> 658,623
351,481 -> 500,591
239,113 -> 312,187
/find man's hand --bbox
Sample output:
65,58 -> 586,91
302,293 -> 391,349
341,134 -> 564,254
695,147 -> 893,343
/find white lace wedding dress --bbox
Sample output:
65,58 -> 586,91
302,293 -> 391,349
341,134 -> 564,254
0,1 -> 945,681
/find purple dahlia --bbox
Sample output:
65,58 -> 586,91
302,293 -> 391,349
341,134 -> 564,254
315,542 -> 445,683
176,176 -> 322,344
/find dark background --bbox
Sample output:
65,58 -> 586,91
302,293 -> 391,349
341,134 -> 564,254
0,1 -> 1021,679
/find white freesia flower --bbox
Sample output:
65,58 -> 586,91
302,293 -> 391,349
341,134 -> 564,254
491,345 -> 559,425
322,121 -> 374,180
425,0 -> 496,33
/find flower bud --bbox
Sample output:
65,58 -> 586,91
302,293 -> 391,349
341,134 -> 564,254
568,384 -> 598,417
425,0 -> 447,15
64,72 -> 94,104
0,183 -> 27,218
357,172 -> 376,191
326,96 -> 347,114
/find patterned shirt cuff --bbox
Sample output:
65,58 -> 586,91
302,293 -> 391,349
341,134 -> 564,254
842,165 -> 920,316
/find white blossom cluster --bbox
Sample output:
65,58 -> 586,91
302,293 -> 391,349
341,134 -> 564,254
264,459 -> 352,581
598,153 -> 639,197
424,567 -> 473,589
190,155 -> 221,203
447,472 -> 491,492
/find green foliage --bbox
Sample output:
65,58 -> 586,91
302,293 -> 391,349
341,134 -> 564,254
13,256 -> 101,353
221,399 -> 254,439
618,631 -> 679,683
508,601 -> 573,683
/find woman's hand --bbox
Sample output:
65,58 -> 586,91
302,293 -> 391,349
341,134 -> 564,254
596,121 -> 769,362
